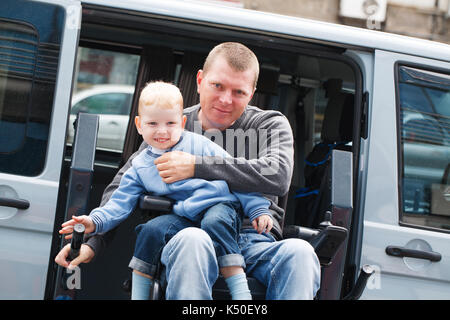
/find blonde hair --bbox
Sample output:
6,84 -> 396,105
138,81 -> 183,114
203,42 -> 259,88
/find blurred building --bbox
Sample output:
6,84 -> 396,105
202,0 -> 450,44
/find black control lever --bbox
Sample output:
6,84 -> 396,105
60,223 -> 85,291
68,223 -> 85,261
139,194 -> 174,212
319,211 -> 333,229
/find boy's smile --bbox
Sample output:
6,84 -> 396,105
154,137 -> 170,144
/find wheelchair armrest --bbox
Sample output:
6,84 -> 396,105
283,225 -> 320,241
283,224 -> 347,266
139,194 -> 174,212
311,224 -> 348,266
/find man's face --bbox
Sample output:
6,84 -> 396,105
196,56 -> 255,130
135,104 -> 186,150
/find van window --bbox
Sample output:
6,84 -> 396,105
398,65 -> 450,231
67,47 -> 139,153
0,17 -> 60,176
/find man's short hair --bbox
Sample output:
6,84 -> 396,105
138,81 -> 184,115
203,42 -> 259,88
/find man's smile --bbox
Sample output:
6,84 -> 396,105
212,106 -> 232,114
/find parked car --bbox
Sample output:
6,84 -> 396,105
67,84 -> 134,152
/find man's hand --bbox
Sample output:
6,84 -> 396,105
54,243 -> 95,269
154,151 -> 196,183
252,214 -> 273,234
59,215 -> 95,239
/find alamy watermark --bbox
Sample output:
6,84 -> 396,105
65,266 -> 81,290
188,120 -> 281,176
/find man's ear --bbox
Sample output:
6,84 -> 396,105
196,70 -> 203,94
249,86 -> 256,101
135,116 -> 142,134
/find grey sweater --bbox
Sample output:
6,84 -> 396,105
85,104 -> 294,253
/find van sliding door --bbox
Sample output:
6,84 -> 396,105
0,0 -> 80,299
360,50 -> 450,299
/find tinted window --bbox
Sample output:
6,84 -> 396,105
398,66 -> 450,231
0,3 -> 63,176
67,47 -> 139,152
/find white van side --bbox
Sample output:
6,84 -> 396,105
0,0 -> 448,299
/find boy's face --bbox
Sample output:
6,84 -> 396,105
135,104 -> 186,150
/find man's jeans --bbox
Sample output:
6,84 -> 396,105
129,212 -> 321,300
129,201 -> 245,277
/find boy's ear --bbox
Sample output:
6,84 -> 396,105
181,115 -> 187,129
135,116 -> 142,134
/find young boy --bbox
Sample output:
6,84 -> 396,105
60,81 -> 273,300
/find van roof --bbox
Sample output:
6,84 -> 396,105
81,0 -> 450,62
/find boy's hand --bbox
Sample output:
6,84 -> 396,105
59,215 -> 95,240
252,214 -> 273,234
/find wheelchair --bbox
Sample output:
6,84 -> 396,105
123,155 -> 372,300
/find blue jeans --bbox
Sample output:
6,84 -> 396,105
129,214 -> 321,300
129,201 -> 245,277
158,228 -> 321,299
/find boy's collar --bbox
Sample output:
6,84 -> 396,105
148,145 -> 167,155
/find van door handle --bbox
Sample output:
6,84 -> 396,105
386,245 -> 441,262
0,197 -> 30,210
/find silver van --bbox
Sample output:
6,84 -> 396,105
0,0 -> 449,299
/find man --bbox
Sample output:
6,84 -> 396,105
55,42 -> 320,299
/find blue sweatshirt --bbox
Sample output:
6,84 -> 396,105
89,131 -> 271,235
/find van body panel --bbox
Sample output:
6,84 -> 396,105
0,0 -> 81,299
363,50 -> 400,225
361,220 -> 450,299
361,50 -> 450,299
342,49 -> 375,283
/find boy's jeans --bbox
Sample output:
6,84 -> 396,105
129,201 -> 245,277
129,210 -> 321,300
